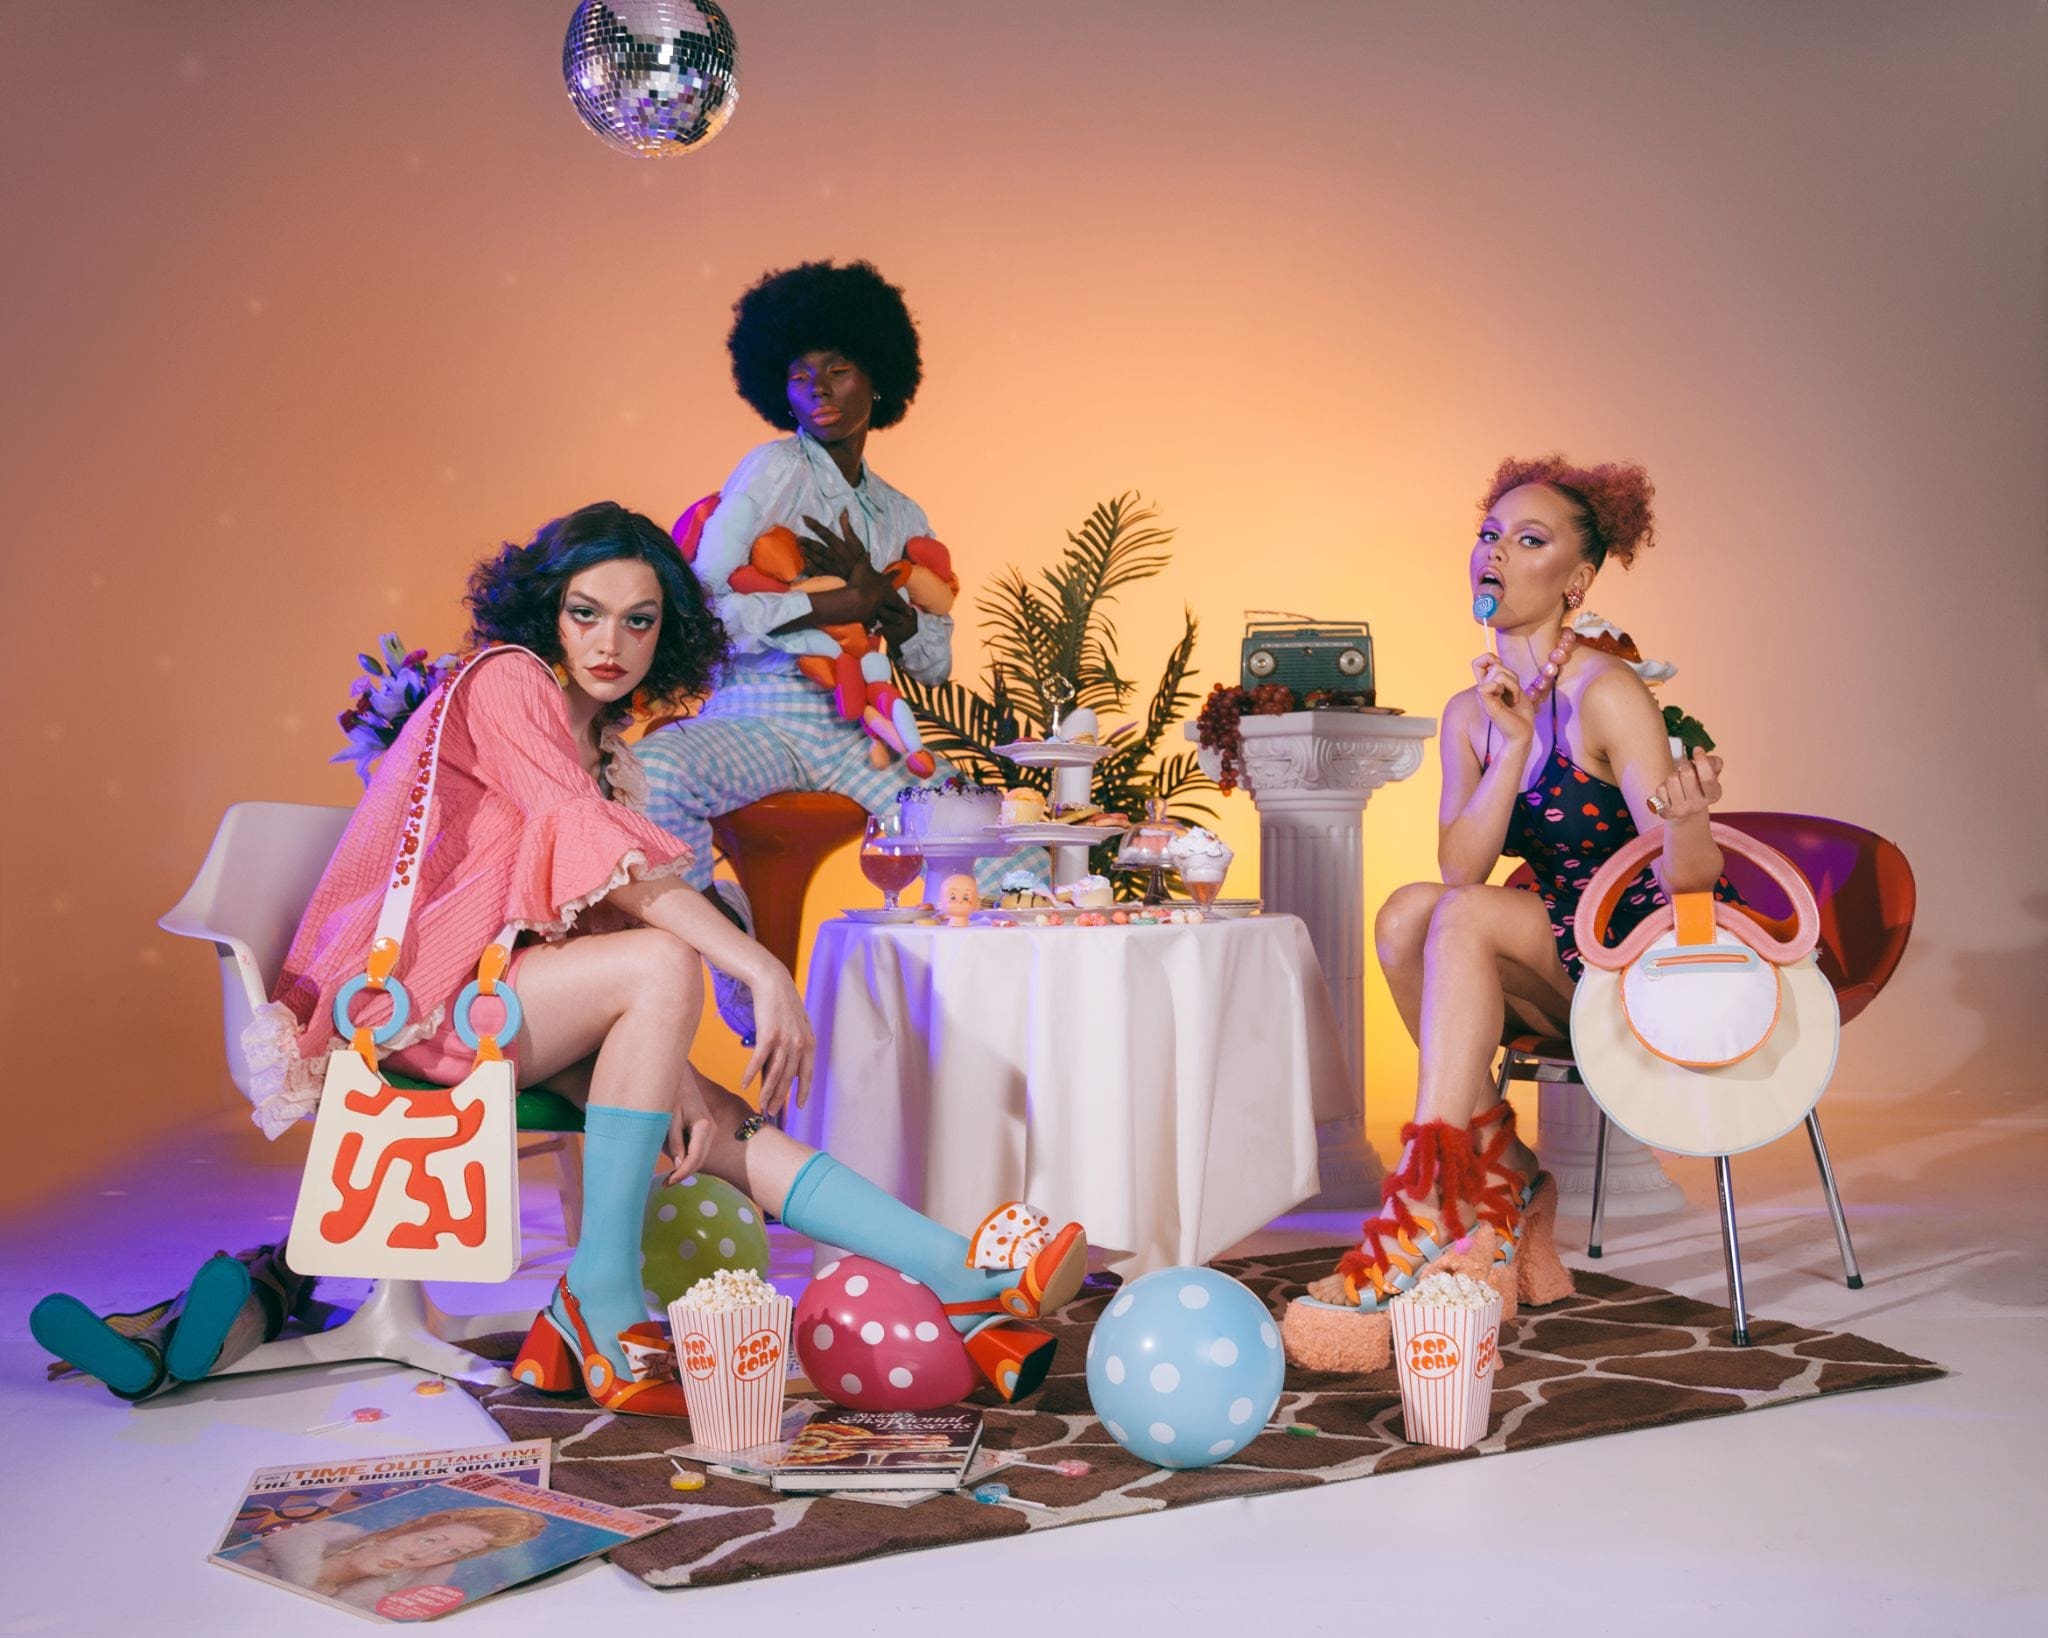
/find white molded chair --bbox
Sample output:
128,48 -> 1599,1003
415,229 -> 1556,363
159,801 -> 581,1385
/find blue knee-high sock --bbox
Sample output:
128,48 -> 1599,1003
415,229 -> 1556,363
779,1154 -> 1015,1335
556,1105 -> 668,1374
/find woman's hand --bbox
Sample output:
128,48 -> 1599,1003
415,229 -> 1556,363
871,590 -> 919,655
801,512 -> 892,620
741,964 -> 816,1118
1648,747 -> 1723,829
664,1075 -> 717,1184
1471,653 -> 1538,747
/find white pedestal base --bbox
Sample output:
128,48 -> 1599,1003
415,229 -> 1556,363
212,1278 -> 515,1387
1193,712 -> 1438,1210
1538,1079 -> 1686,1219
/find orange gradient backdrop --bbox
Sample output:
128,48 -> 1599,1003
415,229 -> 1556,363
3,2 -> 2042,1210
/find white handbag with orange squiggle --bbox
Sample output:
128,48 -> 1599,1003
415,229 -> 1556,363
1569,822 -> 1840,1159
286,651 -> 524,1283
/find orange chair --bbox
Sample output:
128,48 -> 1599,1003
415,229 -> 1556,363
1496,812 -> 1916,1342
710,792 -> 870,976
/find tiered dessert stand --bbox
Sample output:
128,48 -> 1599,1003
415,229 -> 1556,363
985,739 -> 1125,888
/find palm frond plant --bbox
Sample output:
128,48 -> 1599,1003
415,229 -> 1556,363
895,493 -> 1219,881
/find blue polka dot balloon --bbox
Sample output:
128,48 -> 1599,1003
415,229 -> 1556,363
640,1174 -> 771,1307
1085,1265 -> 1285,1469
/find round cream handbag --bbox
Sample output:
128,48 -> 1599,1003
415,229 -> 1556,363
1569,823 -> 1840,1158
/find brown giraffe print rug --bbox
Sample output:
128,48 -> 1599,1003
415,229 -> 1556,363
457,1247 -> 1941,1590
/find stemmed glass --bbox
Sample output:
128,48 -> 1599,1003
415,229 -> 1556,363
860,813 -> 922,911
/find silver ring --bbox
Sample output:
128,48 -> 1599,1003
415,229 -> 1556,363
1646,794 -> 1668,817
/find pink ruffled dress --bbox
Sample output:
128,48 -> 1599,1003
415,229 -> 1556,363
243,646 -> 692,1137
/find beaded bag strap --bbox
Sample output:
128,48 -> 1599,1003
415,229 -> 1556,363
330,645 -> 542,1071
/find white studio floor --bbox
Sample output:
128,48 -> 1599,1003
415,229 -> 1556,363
3,1081 -> 2043,1638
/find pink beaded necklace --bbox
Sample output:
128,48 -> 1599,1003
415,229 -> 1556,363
1502,627 -> 1579,708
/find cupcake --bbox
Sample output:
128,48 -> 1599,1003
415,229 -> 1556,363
998,869 -> 1054,910
1000,787 -> 1047,826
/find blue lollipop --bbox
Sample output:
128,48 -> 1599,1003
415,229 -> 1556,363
1472,592 -> 1499,621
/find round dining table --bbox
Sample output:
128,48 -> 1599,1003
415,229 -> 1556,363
787,912 -> 1353,1278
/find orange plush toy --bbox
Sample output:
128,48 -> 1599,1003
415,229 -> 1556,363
672,496 -> 956,778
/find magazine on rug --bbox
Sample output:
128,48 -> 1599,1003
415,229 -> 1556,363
710,1446 -> 1012,1507
769,1407 -> 986,1492
217,1440 -> 552,1552
210,1471 -> 668,1623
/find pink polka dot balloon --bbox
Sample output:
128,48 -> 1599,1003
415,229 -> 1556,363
794,1256 -> 976,1411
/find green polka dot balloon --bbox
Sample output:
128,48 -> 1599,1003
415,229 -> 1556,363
640,1173 -> 772,1307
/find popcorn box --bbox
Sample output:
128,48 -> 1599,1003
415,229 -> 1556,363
1390,1289 -> 1503,1450
667,1293 -> 793,1453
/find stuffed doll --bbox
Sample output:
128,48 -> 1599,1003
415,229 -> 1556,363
673,494 -> 956,777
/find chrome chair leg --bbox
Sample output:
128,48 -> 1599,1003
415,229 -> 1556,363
1805,1111 -> 1863,1290
1715,1155 -> 1750,1346
1587,1110 -> 1611,1259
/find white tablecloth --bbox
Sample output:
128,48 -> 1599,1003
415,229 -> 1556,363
788,915 -> 1351,1277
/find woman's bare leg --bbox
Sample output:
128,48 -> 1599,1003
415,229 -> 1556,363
1409,885 -> 1572,1178
513,927 -> 702,1114
1377,882 -> 1566,1173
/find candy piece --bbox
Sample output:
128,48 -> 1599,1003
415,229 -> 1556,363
969,1480 -> 1050,1511
304,1406 -> 388,1434
1052,1458 -> 1092,1476
669,1471 -> 706,1492
413,1379 -> 449,1397
1473,592 -> 1499,621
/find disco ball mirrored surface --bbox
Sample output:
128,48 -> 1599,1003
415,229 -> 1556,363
563,0 -> 739,158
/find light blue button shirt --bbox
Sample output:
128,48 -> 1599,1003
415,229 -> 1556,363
692,433 -> 954,685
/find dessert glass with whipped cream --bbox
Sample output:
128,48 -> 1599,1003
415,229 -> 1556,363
1167,827 -> 1233,907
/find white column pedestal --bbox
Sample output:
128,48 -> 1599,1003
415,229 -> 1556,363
1192,712 -> 1437,1209
1538,1080 -> 1686,1218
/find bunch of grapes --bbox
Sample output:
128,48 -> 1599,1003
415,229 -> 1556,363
1194,684 -> 1248,792
1198,682 -> 1302,793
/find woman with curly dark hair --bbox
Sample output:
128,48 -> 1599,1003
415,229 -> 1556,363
638,261 -> 1031,1034
1282,457 -> 1740,1374
255,500 -> 1088,1417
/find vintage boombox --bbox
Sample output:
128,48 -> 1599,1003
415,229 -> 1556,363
1240,614 -> 1374,703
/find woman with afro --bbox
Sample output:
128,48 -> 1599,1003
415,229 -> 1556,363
639,260 -> 1031,1032
1281,456 -> 1741,1373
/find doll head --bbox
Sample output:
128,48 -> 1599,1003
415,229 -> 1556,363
937,872 -> 980,921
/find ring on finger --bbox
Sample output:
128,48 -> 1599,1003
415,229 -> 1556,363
1646,793 -> 1669,817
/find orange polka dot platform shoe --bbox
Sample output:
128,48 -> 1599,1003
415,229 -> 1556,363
947,1207 -> 1089,1324
513,1277 -> 691,1418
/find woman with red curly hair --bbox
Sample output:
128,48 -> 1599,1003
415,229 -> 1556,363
1284,457 -> 1737,1371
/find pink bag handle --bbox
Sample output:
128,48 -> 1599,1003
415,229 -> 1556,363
1577,821 -> 1820,971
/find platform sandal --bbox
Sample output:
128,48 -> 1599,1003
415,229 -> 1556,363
1280,1120 -> 1473,1374
947,1209 -> 1089,1324
1468,1100 -> 1575,1308
513,1277 -> 691,1418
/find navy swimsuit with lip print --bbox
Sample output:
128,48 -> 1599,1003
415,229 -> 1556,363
1487,690 -> 1740,982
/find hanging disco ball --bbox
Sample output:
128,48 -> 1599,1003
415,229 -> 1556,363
563,0 -> 740,158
